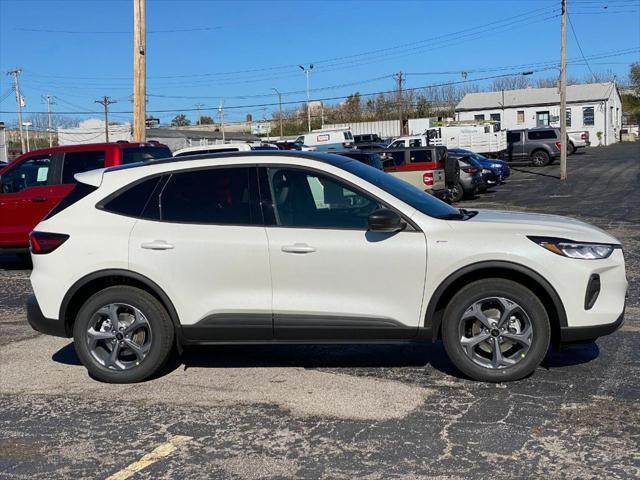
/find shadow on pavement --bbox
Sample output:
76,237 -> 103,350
511,167 -> 561,179
0,254 -> 32,271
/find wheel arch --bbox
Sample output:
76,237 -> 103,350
425,261 -> 567,346
59,269 -> 183,347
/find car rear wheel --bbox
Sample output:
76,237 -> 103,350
442,278 -> 550,382
451,182 -> 464,203
569,143 -> 577,155
530,150 -> 551,167
73,286 -> 174,383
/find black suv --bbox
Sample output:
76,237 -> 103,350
505,128 -> 561,167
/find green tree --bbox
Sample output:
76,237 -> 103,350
171,114 -> 191,127
197,116 -> 214,125
630,63 -> 640,95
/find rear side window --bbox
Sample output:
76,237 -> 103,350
160,167 -> 258,225
527,130 -> 557,140
507,132 -> 521,143
122,147 -> 171,164
62,151 -> 105,184
44,182 -> 98,220
101,176 -> 162,218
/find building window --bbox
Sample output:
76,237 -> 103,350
583,106 -> 595,126
610,106 -> 614,126
566,108 -> 571,128
490,113 -> 501,122
474,114 -> 485,122
517,111 -> 525,124
536,111 -> 550,127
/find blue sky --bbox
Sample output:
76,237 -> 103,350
1,0 -> 638,125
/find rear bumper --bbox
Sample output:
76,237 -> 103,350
26,295 -> 69,338
559,309 -> 624,344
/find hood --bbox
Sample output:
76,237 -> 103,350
464,209 -> 620,244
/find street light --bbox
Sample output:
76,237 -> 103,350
272,88 -> 283,138
299,64 -> 314,132
22,122 -> 32,152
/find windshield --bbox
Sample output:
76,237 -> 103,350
324,155 -> 459,219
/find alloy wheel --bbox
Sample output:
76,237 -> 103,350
458,297 -> 533,369
85,303 -> 152,371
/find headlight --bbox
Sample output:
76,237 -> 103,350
492,163 -> 503,168
528,236 -> 617,259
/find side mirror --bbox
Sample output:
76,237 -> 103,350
368,208 -> 406,233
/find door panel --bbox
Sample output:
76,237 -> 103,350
261,165 -> 427,340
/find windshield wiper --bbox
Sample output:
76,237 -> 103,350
438,208 -> 478,220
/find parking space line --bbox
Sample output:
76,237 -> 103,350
105,435 -> 192,480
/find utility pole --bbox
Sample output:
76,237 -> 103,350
133,0 -> 146,142
219,99 -> 225,142
195,103 -> 204,124
43,95 -> 55,147
272,88 -> 283,138
560,0 -> 568,180
394,71 -> 405,136
299,64 -> 314,132
6,69 -> 25,154
95,96 -> 116,142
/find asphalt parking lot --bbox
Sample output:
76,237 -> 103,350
1,143 -> 639,479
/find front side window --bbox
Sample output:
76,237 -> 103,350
0,155 -> 51,194
266,167 -> 382,229
409,138 -> 422,148
62,150 -> 105,184
389,140 -> 405,148
160,167 -> 257,225
582,107 -> 594,126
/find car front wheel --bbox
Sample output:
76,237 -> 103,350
442,278 -> 550,382
73,286 -> 175,383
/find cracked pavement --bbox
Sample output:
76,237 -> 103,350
1,143 -> 639,479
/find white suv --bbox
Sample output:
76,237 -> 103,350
26,152 -> 627,383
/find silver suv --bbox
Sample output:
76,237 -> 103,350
506,128 -> 562,167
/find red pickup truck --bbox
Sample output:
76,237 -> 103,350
0,142 -> 171,256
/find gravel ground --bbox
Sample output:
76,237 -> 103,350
0,143 -> 638,479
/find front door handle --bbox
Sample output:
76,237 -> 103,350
141,240 -> 174,250
281,243 -> 316,254
31,196 -> 47,203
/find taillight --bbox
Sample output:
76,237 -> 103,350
461,167 -> 477,174
29,232 -> 69,254
555,142 -> 562,150
581,132 -> 588,140
422,172 -> 434,186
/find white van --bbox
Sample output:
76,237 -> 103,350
173,143 -> 277,157
294,129 -> 354,151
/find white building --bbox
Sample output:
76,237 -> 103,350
455,82 -> 622,146
57,118 -> 131,145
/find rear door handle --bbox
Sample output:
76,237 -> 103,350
141,240 -> 174,250
281,243 -> 316,254
31,196 -> 47,203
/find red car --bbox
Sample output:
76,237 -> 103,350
0,141 -> 171,256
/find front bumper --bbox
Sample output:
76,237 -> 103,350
26,295 -> 69,338
560,309 -> 624,344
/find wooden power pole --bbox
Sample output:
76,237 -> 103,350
559,0 -> 568,180
394,71 -> 405,136
133,0 -> 146,142
95,96 -> 116,142
6,69 -> 25,153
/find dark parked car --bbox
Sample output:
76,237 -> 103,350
505,128 -> 562,167
353,133 -> 387,151
448,148 -> 510,184
335,151 -> 384,170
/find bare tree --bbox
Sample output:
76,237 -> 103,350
491,75 -> 531,91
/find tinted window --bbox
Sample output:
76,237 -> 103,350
409,139 -> 422,147
389,140 -> 405,148
583,107 -> 594,126
507,131 -> 522,143
409,150 -> 432,163
267,167 -> 382,229
62,150 -> 105,184
527,130 -> 557,140
160,167 -> 256,225
102,176 -> 161,218
45,182 -> 98,220
122,146 -> 171,164
0,155 -> 51,193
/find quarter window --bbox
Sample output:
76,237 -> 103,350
102,176 -> 162,218
266,167 -> 382,229
160,167 -> 257,225
0,155 -> 51,194
583,107 -> 595,126
62,150 -> 105,184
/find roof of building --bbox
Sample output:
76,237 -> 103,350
146,127 -> 259,141
455,82 -> 619,111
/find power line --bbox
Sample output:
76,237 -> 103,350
567,10 -> 595,78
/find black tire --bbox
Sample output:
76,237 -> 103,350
530,150 -> 551,167
450,182 -> 464,203
73,286 -> 175,383
569,143 -> 577,155
441,278 -> 550,382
